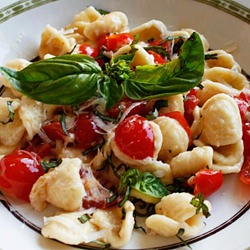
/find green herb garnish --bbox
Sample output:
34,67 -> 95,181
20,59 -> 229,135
190,193 -> 211,218
118,168 -> 168,206
41,158 -> 62,172
0,33 -> 204,110
176,228 -> 191,249
78,213 -> 91,224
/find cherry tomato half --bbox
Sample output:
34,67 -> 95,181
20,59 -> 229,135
114,115 -> 155,160
74,113 -> 103,152
98,33 -> 134,52
79,43 -> 99,58
240,122 -> 250,184
42,121 -> 66,141
193,169 -> 223,197
184,88 -> 200,125
108,98 -> 146,119
0,149 -> 44,202
147,50 -> 166,64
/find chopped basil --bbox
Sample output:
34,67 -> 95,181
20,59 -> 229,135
78,213 -> 91,224
190,193 -> 211,218
205,53 -> 218,60
82,138 -> 105,156
59,113 -> 68,135
1,101 -> 15,124
176,228 -> 191,249
41,158 -> 62,173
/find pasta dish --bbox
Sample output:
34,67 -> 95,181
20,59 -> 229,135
0,6 -> 249,249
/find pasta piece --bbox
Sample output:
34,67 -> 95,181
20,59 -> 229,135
66,6 -> 102,35
42,200 -> 135,248
146,193 -> 211,237
0,97 -> 20,123
130,20 -> 169,41
202,67 -> 248,90
84,12 -> 128,41
130,44 -> 155,67
154,116 -> 189,161
0,97 -> 25,147
170,146 -> 213,178
181,28 -> 209,52
212,155 -> 244,174
190,106 -> 202,140
213,140 -> 244,166
18,96 -> 45,140
205,49 -> 241,71
212,140 -> 244,174
157,94 -> 184,114
199,93 -> 242,147
30,158 -> 86,212
39,24 -> 76,58
0,58 -> 31,97
197,79 -> 240,105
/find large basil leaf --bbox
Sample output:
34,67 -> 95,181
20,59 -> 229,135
0,54 -> 102,105
124,32 -> 205,100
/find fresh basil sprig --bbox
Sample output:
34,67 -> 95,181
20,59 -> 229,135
0,54 -> 102,105
0,32 -> 204,109
124,32 -> 204,100
118,168 -> 168,205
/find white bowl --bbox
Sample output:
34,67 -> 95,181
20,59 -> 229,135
0,1 -> 250,250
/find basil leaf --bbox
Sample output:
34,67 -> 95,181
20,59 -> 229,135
119,168 -> 168,200
124,32 -> 204,100
0,54 -> 102,105
98,75 -> 124,110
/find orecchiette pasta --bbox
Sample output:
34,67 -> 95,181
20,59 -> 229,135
129,20 -> 169,41
205,49 -> 241,71
30,158 -> 86,212
170,146 -> 213,178
83,11 -> 128,41
39,24 -> 76,58
146,193 -> 211,237
154,116 -> 189,161
199,93 -> 242,147
42,200 -> 135,248
202,67 -> 248,90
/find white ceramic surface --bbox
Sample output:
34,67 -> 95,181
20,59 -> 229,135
0,1 -> 250,250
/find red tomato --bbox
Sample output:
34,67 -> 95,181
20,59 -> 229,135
147,50 -> 166,64
184,88 -> 200,125
160,111 -> 192,143
79,43 -> 99,58
240,156 -> 250,185
235,91 -> 250,184
98,33 -> 134,52
42,121 -> 66,141
234,92 -> 249,122
114,115 -> 154,160
148,39 -> 172,53
240,122 -> 250,184
108,98 -> 146,119
193,169 -> 223,197
0,149 -> 44,202
74,113 -> 103,151
25,137 -> 52,158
